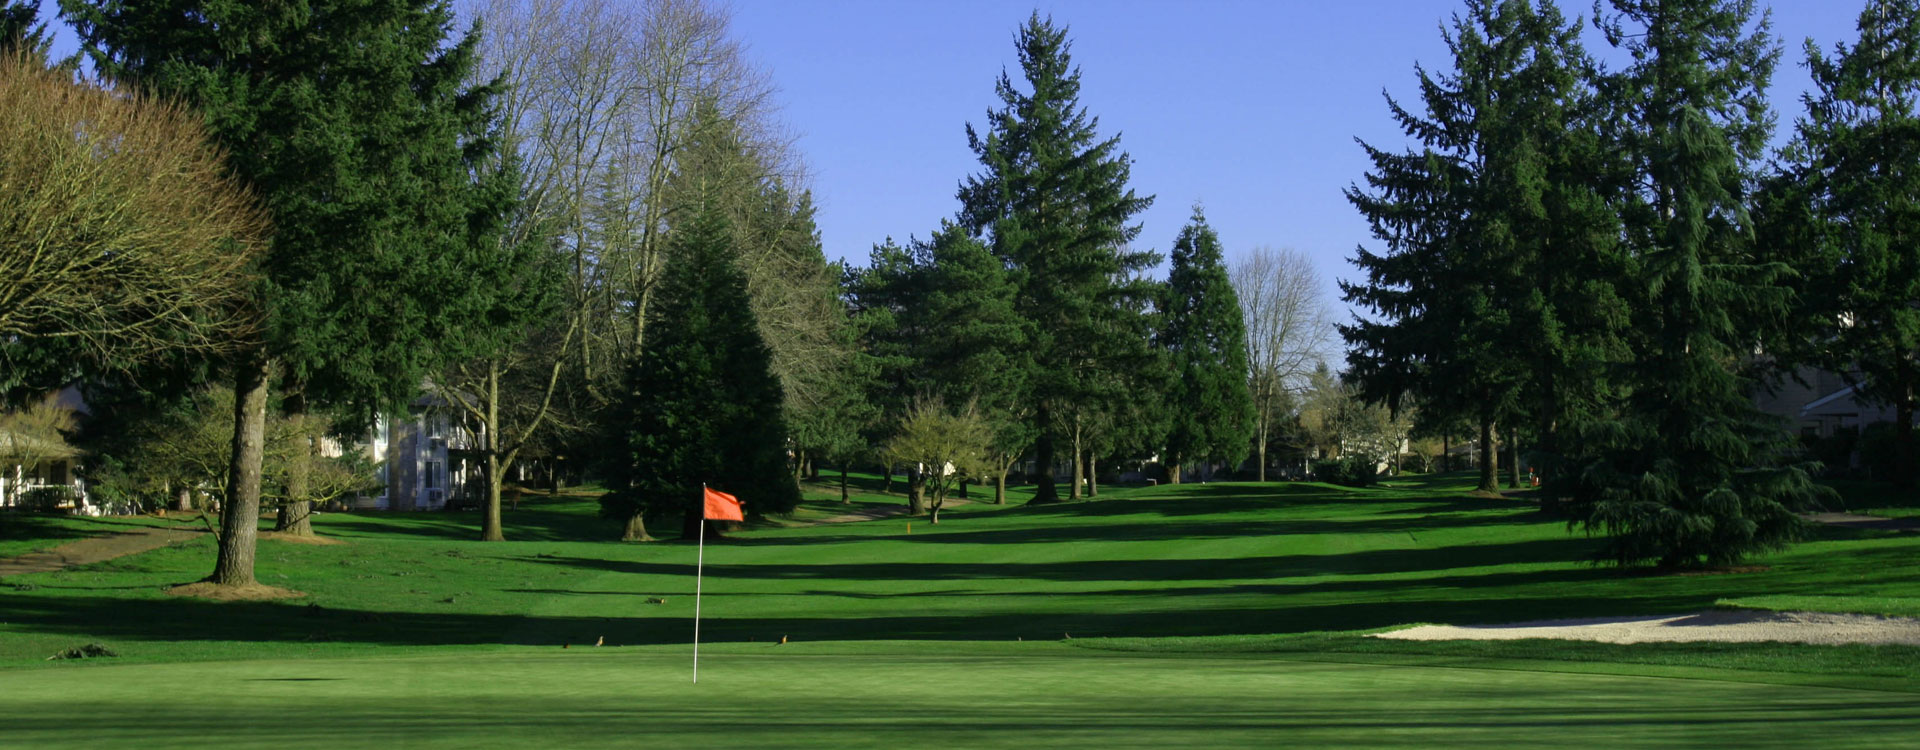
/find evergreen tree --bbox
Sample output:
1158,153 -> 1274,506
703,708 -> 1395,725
1572,0 -> 1825,567
916,224 -> 1035,504
958,13 -> 1156,503
1785,0 -> 1920,488
600,204 -> 796,541
1344,0 -> 1618,494
65,0 -> 520,585
843,237 -> 928,492
1158,208 -> 1255,482
0,1 -> 50,55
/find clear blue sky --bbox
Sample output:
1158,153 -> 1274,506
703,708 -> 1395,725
36,0 -> 1866,314
722,0 -> 1863,312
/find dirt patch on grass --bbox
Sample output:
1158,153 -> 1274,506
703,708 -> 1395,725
260,532 -> 345,545
165,581 -> 306,601
1374,610 -> 1920,646
1806,512 -> 1920,532
0,527 -> 202,577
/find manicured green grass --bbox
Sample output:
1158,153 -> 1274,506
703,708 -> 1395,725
4,473 -> 1919,745
3,642 -> 1917,749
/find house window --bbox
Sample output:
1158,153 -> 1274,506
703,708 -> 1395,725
425,461 -> 442,490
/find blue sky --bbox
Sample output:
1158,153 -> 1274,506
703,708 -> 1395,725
36,0 -> 1867,314
724,0 -> 1864,312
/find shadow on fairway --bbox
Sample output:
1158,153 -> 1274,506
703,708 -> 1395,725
516,535 -> 1602,582
0,587 -> 1717,649
6,542 -> 1913,651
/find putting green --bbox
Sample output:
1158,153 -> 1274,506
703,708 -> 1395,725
4,643 -> 1915,748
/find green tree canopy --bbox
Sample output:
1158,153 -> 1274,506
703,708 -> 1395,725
1344,0 -> 1617,494
600,203 -> 797,541
1784,0 -> 1920,488
958,13 -> 1156,503
1570,0 -> 1825,568
1159,208 -> 1255,482
65,0 -> 522,585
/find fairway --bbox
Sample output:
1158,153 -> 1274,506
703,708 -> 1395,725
4,643 -> 1917,749
5,477 -> 1920,746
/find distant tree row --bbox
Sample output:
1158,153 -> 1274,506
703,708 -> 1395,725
832,14 -> 1333,516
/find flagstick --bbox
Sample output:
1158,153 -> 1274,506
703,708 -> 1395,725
694,485 -> 706,684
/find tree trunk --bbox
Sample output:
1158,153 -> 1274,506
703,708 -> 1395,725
276,501 -> 313,536
1507,424 -> 1522,489
1087,452 -> 1098,497
1256,420 -> 1269,482
839,462 -> 851,503
1169,461 -> 1182,485
907,468 -> 927,515
1029,421 -> 1060,504
1068,423 -> 1083,501
622,511 -> 654,541
681,507 -> 704,541
1442,434 -> 1451,473
482,452 -> 506,542
958,477 -> 969,500
212,353 -> 269,587
994,469 -> 1007,505
481,366 -> 507,542
274,385 -> 314,536
793,450 -> 805,481
174,484 -> 192,512
1476,415 -> 1497,493
883,464 -> 894,494
1895,384 -> 1915,489
929,491 -> 943,524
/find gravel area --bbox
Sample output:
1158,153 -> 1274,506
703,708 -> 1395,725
1373,610 -> 1920,646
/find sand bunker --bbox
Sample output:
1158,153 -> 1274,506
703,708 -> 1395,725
1374,610 -> 1920,646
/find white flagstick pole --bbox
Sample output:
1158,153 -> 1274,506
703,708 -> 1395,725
694,484 -> 706,684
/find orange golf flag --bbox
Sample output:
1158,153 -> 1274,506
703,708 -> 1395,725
703,487 -> 745,521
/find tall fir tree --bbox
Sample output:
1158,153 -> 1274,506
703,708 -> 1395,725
1158,208 -> 1255,483
1785,0 -> 1920,488
1346,0 -> 1608,493
1571,0 -> 1826,567
65,0 -> 521,586
600,203 -> 797,541
958,13 -> 1156,503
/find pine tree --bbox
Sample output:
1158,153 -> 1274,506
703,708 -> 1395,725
958,13 -> 1156,503
1572,0 -> 1825,567
1345,0 -> 1620,494
0,1 -> 50,55
65,0 -> 520,586
1786,0 -> 1920,488
843,237 -> 928,494
600,204 -> 796,541
1158,209 -> 1255,482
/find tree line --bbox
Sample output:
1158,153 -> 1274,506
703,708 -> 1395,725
14,0 -> 1894,581
1344,0 -> 1920,568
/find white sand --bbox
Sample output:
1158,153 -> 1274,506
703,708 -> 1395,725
1372,610 -> 1920,646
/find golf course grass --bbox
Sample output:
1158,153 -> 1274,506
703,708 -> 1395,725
2,473 -> 1918,747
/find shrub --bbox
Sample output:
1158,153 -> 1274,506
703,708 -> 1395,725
20,485 -> 76,513
1312,457 -> 1378,487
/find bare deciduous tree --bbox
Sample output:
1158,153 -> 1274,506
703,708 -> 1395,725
1232,246 -> 1331,481
0,52 -> 265,388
